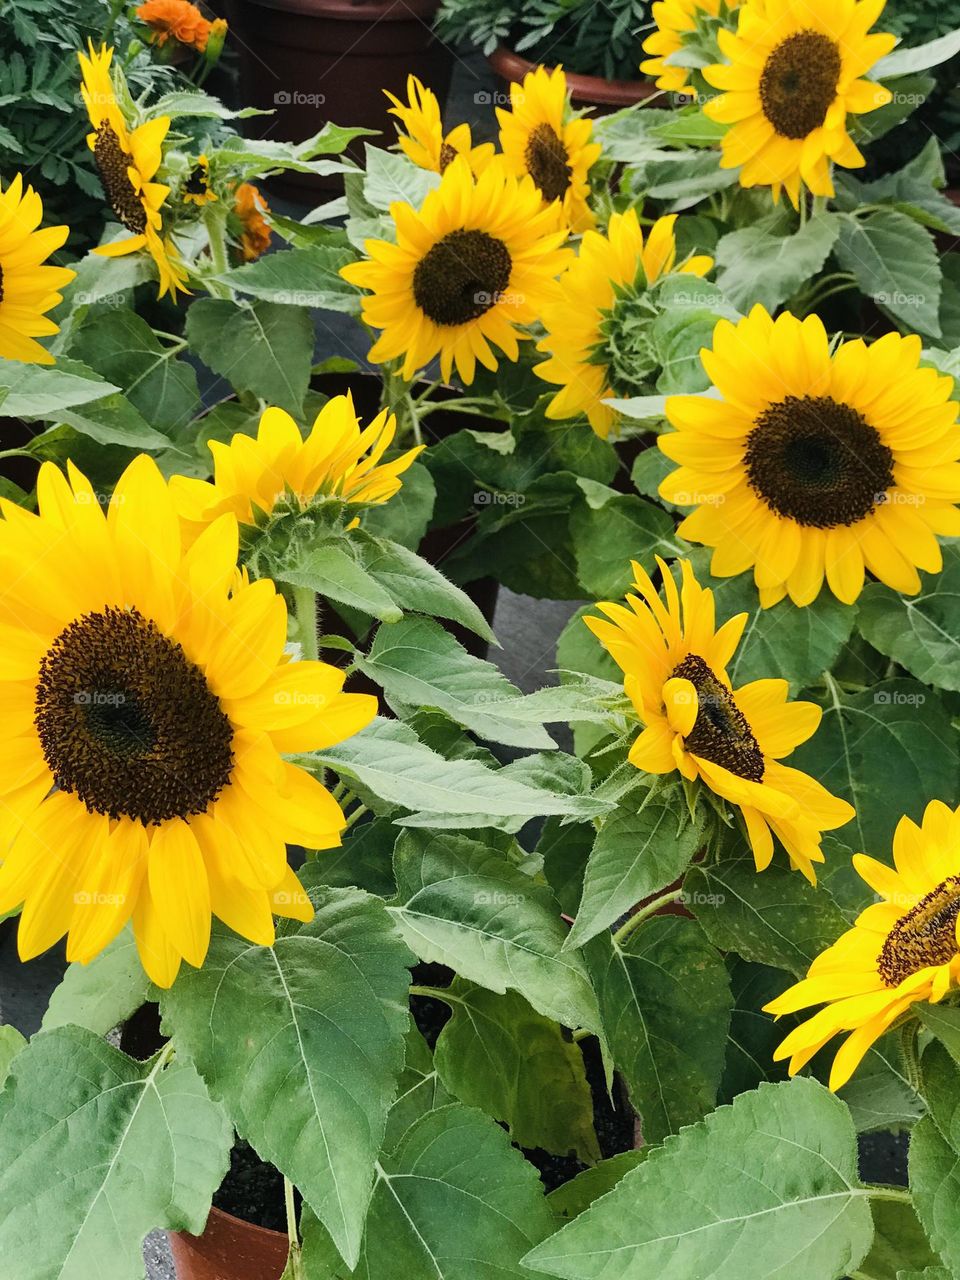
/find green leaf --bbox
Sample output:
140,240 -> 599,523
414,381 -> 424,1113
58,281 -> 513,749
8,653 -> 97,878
834,210 -> 941,337
433,980 -> 599,1162
186,298 -> 313,415
875,29 -> 960,77
859,1195 -> 940,1280
42,929 -> 150,1036
0,1026 -> 231,1279
391,828 -> 603,1035
585,916 -> 732,1143
909,1042 -> 960,1276
833,1033 -> 923,1134
548,1152 -> 647,1222
539,818 -> 594,917
307,816 -> 398,898
362,144 -> 441,212
714,212 -> 841,313
220,244 -> 361,312
279,540 -> 403,623
360,462 -> 435,550
522,1077 -> 874,1280
0,1026 -> 26,1087
570,492 -> 674,598
160,889 -> 413,1269
383,1026 -> 454,1150
918,1004 -> 960,1067
51,394 -> 172,450
791,678 -> 960,853
857,546 -> 960,691
0,356 -> 118,416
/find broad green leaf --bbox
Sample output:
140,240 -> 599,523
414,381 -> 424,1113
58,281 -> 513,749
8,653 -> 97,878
714,212 -> 841,313
834,210 -> 941,337
391,828 -> 603,1035
161,889 -> 413,1269
918,1004 -> 960,1067
876,29 -> 960,76
639,150 -> 740,208
279,540 -> 403,623
791,678 -> 960,853
186,298 -> 313,414
838,140 -> 960,237
360,461 -> 435,550
585,916 -> 732,1143
522,1077 -> 874,1280
42,929 -> 150,1036
909,1043 -> 960,1275
719,957 -> 796,1103
383,1027 -> 454,1150
860,1196 -> 940,1280
538,817 -> 594,917
53,393 -> 172,450
548,1152 -> 647,1223
850,73 -> 935,144
221,244 -> 361,312
433,981 -> 599,1162
571,492 -> 674,598
0,1026 -> 26,1087
857,547 -> 960,691
0,1026 -> 231,1279
833,1032 -> 923,1134
0,356 -> 117,415
362,144 -> 441,212
306,816 -> 398,898
897,1270 -> 951,1280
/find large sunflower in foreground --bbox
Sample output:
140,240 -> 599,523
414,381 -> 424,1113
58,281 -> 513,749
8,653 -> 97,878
340,157 -> 571,384
767,800 -> 960,1090
660,307 -> 960,607
495,65 -> 601,233
386,75 -> 494,176
0,456 -> 376,986
535,209 -> 713,438
586,556 -> 853,882
78,42 -> 189,298
641,0 -> 735,95
171,393 -> 423,532
703,0 -> 895,204
0,175 -> 75,364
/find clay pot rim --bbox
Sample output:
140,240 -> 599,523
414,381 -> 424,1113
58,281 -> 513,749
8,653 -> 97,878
487,44 -> 660,107
230,0 -> 441,18
190,1203 -> 287,1244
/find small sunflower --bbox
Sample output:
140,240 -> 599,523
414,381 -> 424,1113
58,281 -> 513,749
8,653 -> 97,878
136,0 -> 214,52
0,456 -> 376,986
495,65 -> 601,233
171,393 -> 424,532
78,42 -> 189,299
385,75 -> 494,176
641,0 -> 736,95
232,182 -> 271,261
340,156 -> 572,384
702,0 -> 896,205
586,556 -> 854,883
766,800 -> 960,1090
183,154 -> 217,206
659,306 -> 960,607
0,175 -> 75,365
535,209 -> 713,438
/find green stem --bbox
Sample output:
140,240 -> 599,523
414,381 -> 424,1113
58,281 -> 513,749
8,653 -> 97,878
284,1176 -> 304,1279
416,396 -> 497,418
344,802 -> 368,829
293,587 -> 319,662
898,1019 -> 921,1093
612,889 -> 683,947
0,448 -> 37,462
409,983 -> 463,1005
863,1185 -> 912,1205
203,205 -> 231,297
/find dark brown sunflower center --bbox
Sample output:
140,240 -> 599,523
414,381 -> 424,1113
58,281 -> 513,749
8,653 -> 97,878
744,395 -> 893,528
524,122 -> 571,202
412,229 -> 512,327
93,122 -> 148,234
671,653 -> 764,782
438,141 -> 458,173
34,607 -> 234,825
759,31 -> 842,139
878,876 -> 960,987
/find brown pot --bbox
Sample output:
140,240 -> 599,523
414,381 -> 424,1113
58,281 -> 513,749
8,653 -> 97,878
226,0 -> 453,200
487,45 -> 659,112
169,1206 -> 287,1280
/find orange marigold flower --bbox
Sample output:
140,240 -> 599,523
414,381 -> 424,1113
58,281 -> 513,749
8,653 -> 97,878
234,182 -> 272,261
137,0 -> 213,53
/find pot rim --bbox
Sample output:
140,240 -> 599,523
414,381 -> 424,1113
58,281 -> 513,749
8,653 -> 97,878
487,44 -> 659,106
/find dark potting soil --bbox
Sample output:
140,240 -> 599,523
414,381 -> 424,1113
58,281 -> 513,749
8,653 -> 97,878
213,1138 -> 297,1234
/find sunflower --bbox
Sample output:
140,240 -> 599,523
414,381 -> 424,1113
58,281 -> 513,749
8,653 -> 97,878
535,209 -> 713,438
586,555 -> 854,882
641,0 -> 735,95
136,0 -> 214,52
78,42 -> 189,299
0,456 -> 376,986
171,393 -> 424,533
702,0 -> 896,205
385,75 -> 494,176
232,182 -> 271,261
183,154 -> 217,206
495,65 -> 601,233
766,800 -> 960,1090
659,306 -> 960,607
0,175 -> 75,365
340,156 -> 572,384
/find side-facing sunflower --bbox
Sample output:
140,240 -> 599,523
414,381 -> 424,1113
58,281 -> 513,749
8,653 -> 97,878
340,157 -> 572,384
385,75 -> 494,176
703,0 -> 895,204
766,800 -> 960,1090
0,456 -> 376,986
171,393 -> 423,532
535,209 -> 713,438
641,0 -> 736,95
586,556 -> 854,882
495,65 -> 601,233
659,306 -> 960,607
78,42 -> 189,298
0,175 -> 75,364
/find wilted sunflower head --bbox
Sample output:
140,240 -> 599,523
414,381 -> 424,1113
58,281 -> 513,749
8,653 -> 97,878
232,182 -> 272,261
0,174 -> 75,364
660,305 -> 960,607
385,75 -> 495,176
641,0 -> 738,96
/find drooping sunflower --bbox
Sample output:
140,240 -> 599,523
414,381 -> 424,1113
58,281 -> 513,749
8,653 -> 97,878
702,0 -> 896,205
659,306 -> 960,607
171,393 -> 424,533
78,42 -> 189,299
232,182 -> 272,261
495,65 -> 601,233
385,75 -> 494,176
136,0 -> 214,52
535,209 -> 714,438
766,800 -> 960,1090
586,556 -> 854,882
0,175 -> 75,365
183,154 -> 217,206
340,157 -> 572,384
0,456 -> 376,986
641,0 -> 735,95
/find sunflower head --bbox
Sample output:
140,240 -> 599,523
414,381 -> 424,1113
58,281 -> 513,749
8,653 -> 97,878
0,175 -> 75,365
340,156 -> 572,385
586,555 -> 853,881
641,0 -> 738,96
660,305 -> 960,607
766,799 -> 960,1090
232,182 -> 272,261
136,0 -> 214,52
183,154 -> 217,206
703,0 -> 896,205
536,209 -> 714,438
495,65 -> 601,233
385,75 -> 494,176
0,455 -> 377,986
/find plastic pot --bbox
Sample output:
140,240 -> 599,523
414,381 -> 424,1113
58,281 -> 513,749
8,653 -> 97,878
487,44 -> 659,112
169,1207 -> 287,1280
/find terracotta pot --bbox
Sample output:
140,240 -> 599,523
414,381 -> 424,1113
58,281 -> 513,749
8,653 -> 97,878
169,1206 -> 287,1280
226,0 -> 452,200
487,45 -> 659,112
